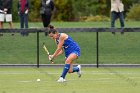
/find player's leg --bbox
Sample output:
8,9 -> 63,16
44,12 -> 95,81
68,61 -> 81,77
9,21 -> 13,29
57,53 -> 77,82
57,63 -> 70,82
119,12 -> 125,28
41,14 -> 49,27
68,62 -> 74,73
0,14 -> 4,29
111,11 -> 116,28
68,61 -> 79,73
5,14 -> 14,35
6,14 -> 13,28
24,14 -> 28,28
60,53 -> 80,76
0,22 -> 3,29
68,50 -> 81,77
0,21 -> 3,36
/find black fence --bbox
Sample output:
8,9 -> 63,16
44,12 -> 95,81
0,28 -> 140,68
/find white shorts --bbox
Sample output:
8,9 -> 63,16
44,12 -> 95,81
0,14 -> 12,22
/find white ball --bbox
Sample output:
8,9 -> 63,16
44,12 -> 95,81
37,79 -> 40,82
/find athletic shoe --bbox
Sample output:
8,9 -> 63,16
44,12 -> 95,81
77,65 -> 81,77
57,77 -> 66,82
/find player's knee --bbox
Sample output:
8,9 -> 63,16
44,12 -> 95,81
65,60 -> 71,64
68,70 -> 73,73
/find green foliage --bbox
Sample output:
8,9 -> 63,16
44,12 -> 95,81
11,0 -> 140,21
0,68 -> 140,93
80,15 -> 110,22
29,0 -> 41,21
122,0 -> 140,16
12,0 -> 18,22
126,4 -> 140,21
12,0 -> 41,22
53,0 -> 74,21
72,0 -> 104,17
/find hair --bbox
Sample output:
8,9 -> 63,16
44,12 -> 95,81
48,25 -> 58,34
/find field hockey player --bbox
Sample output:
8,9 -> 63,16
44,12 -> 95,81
47,25 -> 81,82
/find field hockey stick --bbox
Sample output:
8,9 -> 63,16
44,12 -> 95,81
43,43 -> 54,64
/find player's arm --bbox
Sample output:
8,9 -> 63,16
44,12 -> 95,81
54,46 -> 63,57
52,35 -> 65,58
53,40 -> 63,57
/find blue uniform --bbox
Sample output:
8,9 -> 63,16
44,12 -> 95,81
56,33 -> 80,58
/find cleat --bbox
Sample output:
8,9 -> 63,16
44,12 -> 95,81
57,77 -> 65,82
63,79 -> 66,82
77,65 -> 81,77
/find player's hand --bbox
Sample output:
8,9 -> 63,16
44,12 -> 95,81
4,8 -> 8,12
25,10 -> 28,14
18,12 -> 20,15
48,55 -> 53,61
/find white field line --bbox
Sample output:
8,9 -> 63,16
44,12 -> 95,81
0,71 -> 140,83
18,81 -> 32,83
0,71 -> 140,75
0,71 -> 59,75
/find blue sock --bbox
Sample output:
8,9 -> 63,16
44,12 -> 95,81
72,66 -> 79,73
61,64 -> 70,79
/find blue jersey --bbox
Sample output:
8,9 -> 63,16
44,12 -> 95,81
56,33 -> 80,58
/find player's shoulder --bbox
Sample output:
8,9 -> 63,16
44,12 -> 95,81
60,33 -> 68,40
60,33 -> 68,38
60,33 -> 67,36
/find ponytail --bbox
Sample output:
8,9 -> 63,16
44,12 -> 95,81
48,25 -> 58,34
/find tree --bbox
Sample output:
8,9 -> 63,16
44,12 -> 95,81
127,4 -> 140,21
53,0 -> 74,21
11,0 -> 140,22
12,0 -> 18,22
29,0 -> 41,21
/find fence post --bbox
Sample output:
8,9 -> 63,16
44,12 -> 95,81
96,32 -> 99,68
37,31 -> 39,68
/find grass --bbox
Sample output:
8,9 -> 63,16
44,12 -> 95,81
0,21 -> 140,93
0,21 -> 140,64
0,32 -> 140,64
2,21 -> 140,28
0,67 -> 140,93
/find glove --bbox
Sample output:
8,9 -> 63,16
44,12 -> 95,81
48,55 -> 53,61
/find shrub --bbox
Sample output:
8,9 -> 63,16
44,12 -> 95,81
80,15 -> 110,22
126,4 -> 140,21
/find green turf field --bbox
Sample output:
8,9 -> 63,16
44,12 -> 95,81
0,67 -> 140,93
0,21 -> 140,64
2,21 -> 140,28
0,32 -> 140,64
1,22 -> 140,93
